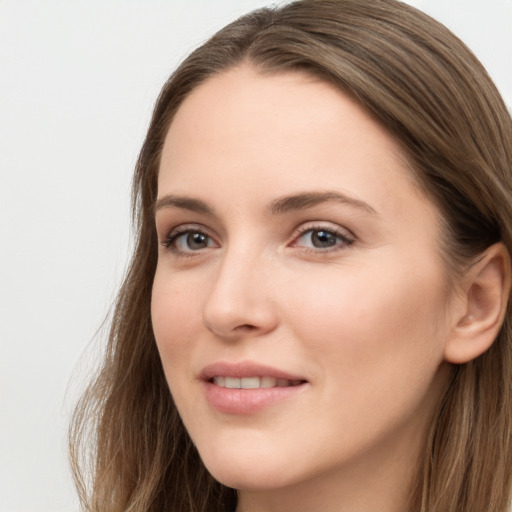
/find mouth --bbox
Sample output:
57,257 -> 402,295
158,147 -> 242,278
200,361 -> 309,414
211,376 -> 305,389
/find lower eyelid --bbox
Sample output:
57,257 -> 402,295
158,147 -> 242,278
162,224 -> 208,242
159,224 -> 353,253
162,227 -> 219,254
291,226 -> 354,248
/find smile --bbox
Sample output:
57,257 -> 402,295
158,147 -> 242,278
212,376 -> 304,389
201,362 -> 309,414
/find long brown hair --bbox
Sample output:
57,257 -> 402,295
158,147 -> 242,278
70,1 -> 512,510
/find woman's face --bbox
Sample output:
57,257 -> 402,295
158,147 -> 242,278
152,66 -> 457,505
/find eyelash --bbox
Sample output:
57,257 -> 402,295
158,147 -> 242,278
291,224 -> 354,253
162,225 -> 215,254
161,223 -> 354,256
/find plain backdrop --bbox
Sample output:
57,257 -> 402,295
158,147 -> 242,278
1,1 -> 511,511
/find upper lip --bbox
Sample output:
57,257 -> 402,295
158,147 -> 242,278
199,361 -> 307,382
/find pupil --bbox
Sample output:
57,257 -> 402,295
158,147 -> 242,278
188,233 -> 207,249
312,230 -> 336,248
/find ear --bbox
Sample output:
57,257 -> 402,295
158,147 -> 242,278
444,243 -> 511,364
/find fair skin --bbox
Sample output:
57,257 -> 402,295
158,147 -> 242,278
151,65 -> 508,512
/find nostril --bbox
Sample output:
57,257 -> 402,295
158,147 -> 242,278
235,324 -> 257,331
202,290 -> 279,338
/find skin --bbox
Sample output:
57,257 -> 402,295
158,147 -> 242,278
151,65 -> 462,512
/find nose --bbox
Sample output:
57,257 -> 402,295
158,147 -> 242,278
202,249 -> 279,340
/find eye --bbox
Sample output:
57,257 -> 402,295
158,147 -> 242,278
163,227 -> 217,254
292,226 -> 353,251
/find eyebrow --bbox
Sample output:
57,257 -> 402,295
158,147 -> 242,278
269,191 -> 377,215
154,190 -> 377,217
154,195 -> 215,216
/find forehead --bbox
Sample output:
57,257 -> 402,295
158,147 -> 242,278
163,66 -> 396,160
158,65 -> 436,224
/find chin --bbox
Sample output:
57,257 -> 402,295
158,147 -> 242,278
209,467 -> 293,492
199,444 -> 301,491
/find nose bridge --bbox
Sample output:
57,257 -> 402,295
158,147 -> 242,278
202,242 -> 277,338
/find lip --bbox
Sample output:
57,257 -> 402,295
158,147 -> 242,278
200,361 -> 306,381
200,361 -> 309,415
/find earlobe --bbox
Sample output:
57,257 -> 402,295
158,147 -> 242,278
444,243 -> 511,364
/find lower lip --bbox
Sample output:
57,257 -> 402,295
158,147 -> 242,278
202,381 -> 308,415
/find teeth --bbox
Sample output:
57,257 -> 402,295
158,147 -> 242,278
212,376 -> 302,389
241,377 -> 260,389
261,376 -> 277,388
213,376 -> 225,387
225,377 -> 240,389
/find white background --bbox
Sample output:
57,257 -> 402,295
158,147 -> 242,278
1,1 -> 511,511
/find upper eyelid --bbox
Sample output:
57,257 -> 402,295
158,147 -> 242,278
162,227 -> 220,256
162,220 -> 352,235
158,220 -> 355,250
161,223 -> 217,246
291,221 -> 355,239
288,222 -> 356,253
163,222 -> 213,238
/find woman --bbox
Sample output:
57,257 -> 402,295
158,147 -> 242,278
70,1 -> 512,511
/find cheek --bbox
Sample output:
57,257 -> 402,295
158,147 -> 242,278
275,261 -> 451,461
284,260 -> 448,387
151,269 -> 204,375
